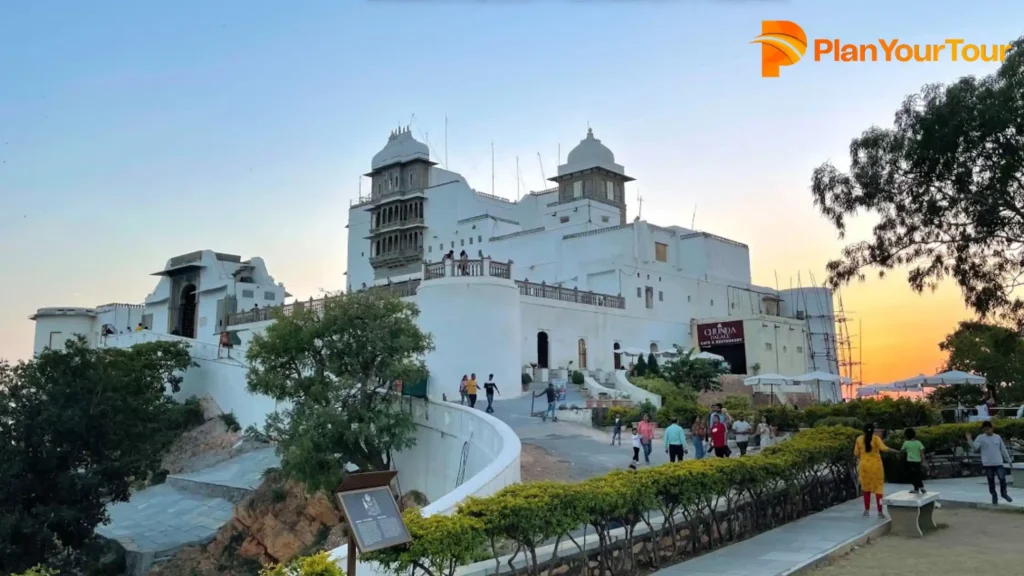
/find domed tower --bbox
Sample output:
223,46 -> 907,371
549,128 -> 635,224
363,127 -> 435,279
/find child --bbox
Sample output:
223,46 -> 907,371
901,427 -> 926,494
611,416 -> 623,446
630,427 -> 642,463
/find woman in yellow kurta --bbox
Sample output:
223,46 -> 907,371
854,423 -> 891,517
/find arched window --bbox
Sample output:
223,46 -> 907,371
578,339 -> 588,370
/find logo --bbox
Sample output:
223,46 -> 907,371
751,20 -> 807,77
697,321 -> 745,347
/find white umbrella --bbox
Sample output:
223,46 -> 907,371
923,370 -> 986,387
856,384 -> 883,398
793,371 -> 843,402
744,373 -> 795,406
622,347 -> 648,357
693,351 -> 725,362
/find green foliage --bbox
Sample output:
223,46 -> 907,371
880,419 -> 1024,482
813,416 -> 864,429
219,411 -> 241,433
661,347 -> 728,392
521,372 -> 533,386
629,376 -> 706,427
371,426 -> 861,576
8,567 -> 57,576
246,291 -> 434,493
798,398 -> 940,430
936,321 -> 1024,404
646,352 -> 660,375
0,337 -> 197,574
172,395 -> 207,430
759,405 -> 804,432
246,289 -> 432,491
634,354 -> 648,377
723,395 -> 752,414
260,551 -> 344,576
570,370 -> 585,385
810,38 -> 1024,324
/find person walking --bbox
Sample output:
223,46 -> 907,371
755,416 -> 774,450
732,415 -> 752,456
459,375 -> 468,405
637,414 -> 656,464
610,415 -> 623,446
855,423 -> 891,517
691,416 -> 707,459
630,427 -> 642,464
466,373 -> 479,408
534,383 -> 558,421
966,422 -> 1014,505
483,374 -> 499,413
710,417 -> 730,458
664,418 -> 686,462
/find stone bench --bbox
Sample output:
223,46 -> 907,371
882,491 -> 940,537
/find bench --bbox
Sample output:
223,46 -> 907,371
882,491 -> 940,537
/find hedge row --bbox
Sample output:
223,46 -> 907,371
365,426 -> 860,576
762,398 -> 941,432
879,419 -> 1024,483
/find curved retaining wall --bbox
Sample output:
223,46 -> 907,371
614,369 -> 663,408
583,375 -> 627,400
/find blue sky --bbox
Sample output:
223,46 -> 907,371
1,0 -> 1021,378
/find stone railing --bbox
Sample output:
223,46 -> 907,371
422,257 -> 514,281
515,280 -> 626,309
226,280 -> 421,326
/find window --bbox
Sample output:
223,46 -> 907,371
636,287 -> 642,297
687,295 -> 691,302
645,287 -> 654,309
658,291 -> 663,301
797,346 -> 804,353
601,215 -> 609,223
469,237 -> 473,245
451,241 -> 454,248
573,181 -> 583,198
606,181 -> 615,201
583,180 -> 592,195
655,242 -> 668,262
765,342 -> 773,351
242,289 -> 254,298
710,299 -> 714,306
428,245 -> 432,253
783,345 -> 788,352
731,302 -> 735,309
264,291 -> 276,300
560,216 -> 569,223
439,243 -> 443,251
460,239 -> 464,246
478,235 -> 482,242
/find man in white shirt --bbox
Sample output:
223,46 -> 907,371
732,416 -> 752,456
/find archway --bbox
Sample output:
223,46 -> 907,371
613,342 -> 622,370
578,338 -> 588,370
537,331 -> 549,369
650,343 -> 659,355
179,283 -> 197,339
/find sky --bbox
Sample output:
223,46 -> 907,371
0,0 -> 1019,384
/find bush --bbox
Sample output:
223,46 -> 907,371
813,416 -> 864,429
634,355 -> 648,376
570,370 -> 585,385
603,405 -> 638,426
723,395 -> 752,414
797,398 -> 940,430
521,372 -> 533,386
369,426 -> 861,576
219,411 -> 241,433
260,551 -> 343,576
760,405 -> 803,431
646,353 -> 660,375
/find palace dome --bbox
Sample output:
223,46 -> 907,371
371,127 -> 430,171
557,128 -> 627,177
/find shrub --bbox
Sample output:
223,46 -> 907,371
521,372 -> 533,386
570,370 -> 585,385
813,416 -> 864,429
220,411 -> 241,433
634,355 -> 648,377
646,353 -> 660,375
723,395 -> 752,414
799,398 -> 940,430
760,405 -> 803,431
260,551 -> 343,576
371,426 -> 861,576
603,405 -> 638,426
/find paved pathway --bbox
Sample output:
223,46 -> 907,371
650,477 -> 1024,576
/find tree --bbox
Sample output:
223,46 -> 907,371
0,337 -> 196,574
810,38 -> 1024,324
661,348 -> 728,393
646,352 -> 660,376
933,320 -> 1024,405
246,291 -> 434,493
633,354 -> 648,377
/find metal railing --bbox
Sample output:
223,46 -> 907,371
422,258 -> 512,280
370,216 -> 424,234
225,280 -> 421,326
515,280 -> 626,309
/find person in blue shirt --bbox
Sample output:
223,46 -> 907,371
664,418 -> 687,462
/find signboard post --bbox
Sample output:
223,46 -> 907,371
335,471 -> 412,576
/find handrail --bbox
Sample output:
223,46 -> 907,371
515,280 -> 625,310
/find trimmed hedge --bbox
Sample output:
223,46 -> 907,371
879,419 -> 1024,483
813,416 -> 864,429
366,426 -> 860,576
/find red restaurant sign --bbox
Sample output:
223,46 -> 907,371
697,321 -> 745,347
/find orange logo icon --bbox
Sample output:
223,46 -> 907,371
751,21 -> 807,77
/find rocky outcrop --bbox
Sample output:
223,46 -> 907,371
150,471 -> 345,576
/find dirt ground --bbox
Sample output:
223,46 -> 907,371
810,508 -> 1024,576
519,443 -> 572,482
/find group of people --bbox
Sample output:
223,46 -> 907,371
458,373 -> 501,413
611,403 -> 777,466
854,420 -> 1014,517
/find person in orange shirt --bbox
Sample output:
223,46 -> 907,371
466,373 -> 479,408
637,414 -> 656,464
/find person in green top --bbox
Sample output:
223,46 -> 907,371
901,427 -> 927,494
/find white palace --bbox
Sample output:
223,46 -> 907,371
31,126 -> 842,405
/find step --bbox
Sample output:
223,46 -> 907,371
166,447 -> 280,503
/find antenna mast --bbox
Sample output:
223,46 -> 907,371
516,156 -> 520,200
444,112 -> 449,169
537,152 -> 546,185
637,189 -> 643,220
691,205 -> 697,229
491,142 -> 495,196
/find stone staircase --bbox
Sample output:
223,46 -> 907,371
96,447 -> 280,575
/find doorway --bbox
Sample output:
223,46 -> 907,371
613,342 -> 622,370
578,338 -> 588,370
179,283 -> 198,339
537,331 -> 549,369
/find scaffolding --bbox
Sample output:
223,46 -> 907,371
793,272 -> 862,400
834,290 -> 863,399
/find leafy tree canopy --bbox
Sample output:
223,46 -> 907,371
811,38 -> 1024,323
660,347 -> 728,393
0,337 -> 196,574
931,320 -> 1024,405
246,291 -> 434,493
